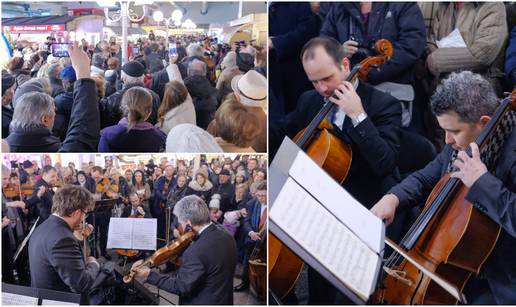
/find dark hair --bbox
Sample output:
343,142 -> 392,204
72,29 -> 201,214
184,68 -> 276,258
300,37 -> 346,69
91,166 -> 103,174
430,71 -> 499,124
7,57 -> 25,72
41,165 -> 57,174
52,185 -> 94,217
158,81 -> 189,126
132,170 -> 145,186
256,181 -> 267,191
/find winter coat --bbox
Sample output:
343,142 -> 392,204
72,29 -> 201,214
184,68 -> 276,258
99,82 -> 161,128
49,76 -> 64,97
321,2 -> 426,85
426,2 -> 508,90
185,180 -> 213,204
6,79 -> 100,152
2,104 -> 13,139
505,26 -> 516,89
184,75 -> 218,130
215,67 -> 242,102
98,118 -> 166,152
155,95 -> 196,135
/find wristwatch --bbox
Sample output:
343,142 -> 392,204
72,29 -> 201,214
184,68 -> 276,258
352,112 -> 368,127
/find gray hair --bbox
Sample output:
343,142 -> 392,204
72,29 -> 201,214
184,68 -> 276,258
221,51 -> 237,69
187,59 -> 207,77
121,71 -> 144,86
186,43 -> 203,57
47,63 -> 63,78
10,92 -> 55,129
173,195 -> 210,226
92,53 -> 105,69
430,71 -> 499,124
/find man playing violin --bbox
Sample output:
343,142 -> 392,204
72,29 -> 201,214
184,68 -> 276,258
30,165 -> 59,224
152,163 -> 176,248
121,192 -> 151,218
371,71 -> 516,304
130,195 -> 237,305
91,166 -> 112,260
28,185 -> 99,304
270,36 -> 402,304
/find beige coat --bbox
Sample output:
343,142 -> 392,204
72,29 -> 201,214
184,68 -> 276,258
155,94 -> 196,135
215,67 -> 243,102
426,2 -> 507,82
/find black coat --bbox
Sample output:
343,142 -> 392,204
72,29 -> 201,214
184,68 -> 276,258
30,178 -> 54,222
150,68 -> 169,101
121,205 -> 151,218
28,215 -> 99,301
269,2 -> 320,116
2,104 -> 13,139
54,90 -> 74,141
213,181 -> 235,213
184,75 -> 218,130
146,223 -> 237,305
99,83 -> 161,128
390,129 -> 516,304
320,2 -> 426,85
74,177 -> 96,194
6,79 -> 100,152
49,76 -> 64,98
270,81 -> 402,208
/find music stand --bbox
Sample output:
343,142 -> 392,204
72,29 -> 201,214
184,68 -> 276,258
2,283 -> 81,305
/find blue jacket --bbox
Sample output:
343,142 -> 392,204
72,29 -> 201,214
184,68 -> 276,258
98,118 -> 166,152
505,26 -> 516,89
320,2 -> 426,85
390,128 -> 516,304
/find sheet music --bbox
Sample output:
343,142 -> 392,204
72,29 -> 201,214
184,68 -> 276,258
132,218 -> 157,250
1,292 -> 38,305
107,218 -> 157,250
41,299 -> 78,305
270,178 -> 380,300
289,151 -> 384,253
107,218 -> 133,249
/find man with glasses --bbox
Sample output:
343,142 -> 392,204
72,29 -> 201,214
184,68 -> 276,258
234,181 -> 267,291
28,185 -> 99,304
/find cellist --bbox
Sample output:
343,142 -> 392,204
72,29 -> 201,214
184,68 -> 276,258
269,36 -> 403,304
372,71 -> 516,304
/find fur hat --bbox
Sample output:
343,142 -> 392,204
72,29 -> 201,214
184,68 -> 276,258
166,124 -> 223,153
209,193 -> 221,209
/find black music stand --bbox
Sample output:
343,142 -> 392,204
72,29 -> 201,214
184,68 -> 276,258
90,199 -> 119,258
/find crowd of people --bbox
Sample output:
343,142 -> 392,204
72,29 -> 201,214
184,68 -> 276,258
2,33 -> 267,153
2,154 -> 267,303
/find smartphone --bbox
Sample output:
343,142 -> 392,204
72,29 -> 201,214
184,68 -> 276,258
168,42 -> 177,56
132,47 -> 140,55
52,43 -> 71,57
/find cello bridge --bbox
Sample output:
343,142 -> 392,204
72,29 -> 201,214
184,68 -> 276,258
383,267 -> 413,286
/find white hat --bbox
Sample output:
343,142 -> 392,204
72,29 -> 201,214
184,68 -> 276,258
209,193 -> 221,209
231,70 -> 267,109
166,124 -> 223,153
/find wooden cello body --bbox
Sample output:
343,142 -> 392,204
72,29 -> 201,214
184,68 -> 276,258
374,91 -> 516,305
268,39 -> 393,300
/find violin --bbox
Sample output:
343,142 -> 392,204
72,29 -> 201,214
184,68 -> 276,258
269,39 -> 394,300
3,183 -> 36,199
116,209 -> 145,258
123,231 -> 195,283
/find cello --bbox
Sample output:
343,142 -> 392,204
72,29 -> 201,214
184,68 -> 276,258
268,39 -> 394,300
373,91 -> 516,304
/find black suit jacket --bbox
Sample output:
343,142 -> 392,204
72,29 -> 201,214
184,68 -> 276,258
146,223 -> 237,305
270,81 -> 402,208
30,179 -> 54,222
390,128 -> 516,304
121,205 -> 151,218
28,215 -> 99,299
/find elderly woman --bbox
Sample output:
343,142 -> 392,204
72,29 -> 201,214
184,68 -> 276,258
6,43 -> 100,152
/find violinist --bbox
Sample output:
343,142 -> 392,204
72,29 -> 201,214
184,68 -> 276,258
129,195 -> 237,305
270,36 -> 402,304
371,72 -> 516,304
28,185 -> 99,304
31,165 -> 59,223
152,163 -> 176,248
130,170 -> 151,212
91,166 -> 112,260
121,192 -> 151,218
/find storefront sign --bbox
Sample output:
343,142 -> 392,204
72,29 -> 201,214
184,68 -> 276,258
3,24 -> 65,33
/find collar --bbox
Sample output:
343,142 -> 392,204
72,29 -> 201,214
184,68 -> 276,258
118,118 -> 156,131
198,222 -> 212,235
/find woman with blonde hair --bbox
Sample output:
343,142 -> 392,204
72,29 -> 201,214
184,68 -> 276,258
213,96 -> 260,153
99,86 -> 166,152
155,80 -> 196,134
